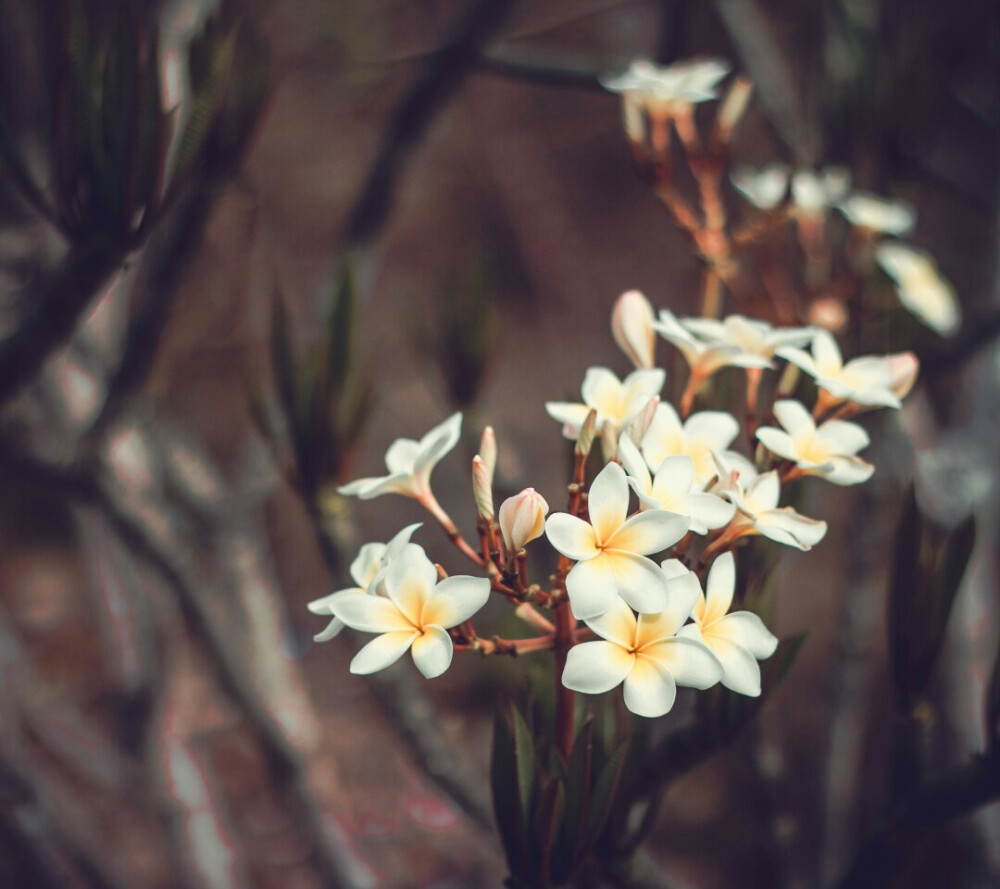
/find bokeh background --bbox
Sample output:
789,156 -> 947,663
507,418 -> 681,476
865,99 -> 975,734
0,1 -> 998,887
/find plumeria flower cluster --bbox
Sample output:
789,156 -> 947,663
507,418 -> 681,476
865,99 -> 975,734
314,289 -> 919,729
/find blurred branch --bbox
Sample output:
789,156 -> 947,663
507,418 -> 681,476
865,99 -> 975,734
477,51 -> 606,91
342,0 -> 517,244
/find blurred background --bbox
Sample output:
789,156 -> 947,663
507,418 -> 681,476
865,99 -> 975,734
0,1 -> 997,887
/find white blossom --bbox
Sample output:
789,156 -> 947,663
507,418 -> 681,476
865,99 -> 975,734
731,164 -> 790,210
653,309 -> 765,378
499,488 -> 549,553
839,193 -> 915,236
681,314 -> 815,367
722,471 -> 828,551
545,462 -> 689,620
640,402 -> 743,488
330,543 -> 489,678
601,58 -> 730,113
875,242 -> 961,336
546,367 -> 664,440
791,168 -> 851,215
611,290 -> 657,369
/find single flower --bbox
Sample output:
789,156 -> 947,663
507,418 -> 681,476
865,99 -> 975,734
307,524 -> 422,642
838,193 -> 915,236
561,577 -> 722,718
790,167 -> 851,216
330,543 -> 490,678
776,331 -> 902,408
875,242 -> 961,336
545,461 -> 689,619
681,314 -> 815,367
499,488 -> 549,553
611,290 -> 657,369
653,308 -> 767,377
756,400 -> 874,485
601,58 -> 730,112
731,164 -> 790,210
676,553 -> 778,696
722,470 -> 828,550
619,433 -> 734,534
546,367 -> 665,440
640,402 -> 742,488
338,413 -> 463,500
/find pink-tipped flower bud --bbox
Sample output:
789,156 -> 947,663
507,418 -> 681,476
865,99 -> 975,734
807,297 -> 848,333
888,352 -> 919,400
611,290 -> 656,369
472,456 -> 494,521
479,426 -> 497,485
498,488 -> 549,554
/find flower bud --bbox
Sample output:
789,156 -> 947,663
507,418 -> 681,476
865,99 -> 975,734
714,77 -> 753,141
625,395 -> 659,444
479,426 -> 497,485
807,297 -> 848,333
472,456 -> 494,521
888,352 -> 919,400
575,408 -> 599,458
600,420 -> 619,463
498,488 -> 549,554
611,290 -> 656,369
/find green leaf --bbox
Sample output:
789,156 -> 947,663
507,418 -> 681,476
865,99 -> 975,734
530,777 -> 564,888
491,705 -> 522,871
586,738 -> 628,842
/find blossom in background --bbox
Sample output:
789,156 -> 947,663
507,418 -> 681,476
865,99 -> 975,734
619,434 -> 734,534
875,242 -> 961,336
545,461 -> 689,619
499,488 -> 549,553
330,543 -> 490,678
338,413 -> 462,500
546,367 -> 665,440
600,58 -> 730,114
308,523 -> 422,642
838,193 -> 915,236
561,581 -> 722,717
756,400 -> 874,485
676,553 -> 778,696
641,402 -> 742,487
790,167 -> 851,216
653,309 -> 766,379
723,470 -> 828,550
611,290 -> 657,369
681,314 -> 815,367
731,164 -> 790,210
776,331 -> 902,408
888,352 -> 920,400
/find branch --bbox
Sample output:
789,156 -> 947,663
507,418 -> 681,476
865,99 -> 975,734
476,52 -> 606,91
342,0 -> 518,244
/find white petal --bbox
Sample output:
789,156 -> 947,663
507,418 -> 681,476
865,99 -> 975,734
641,403 -> 683,468
704,636 -> 763,696
313,617 -> 345,642
746,471 -> 781,512
635,570 -> 701,644
331,592 -> 412,633
545,401 -> 591,437
581,367 -> 624,412
757,508 -> 827,549
755,427 -> 797,462
350,631 -> 418,674
545,513 -> 599,561
646,638 -> 723,689
410,626 -> 454,678
652,455 -> 695,495
823,456 -> 875,486
684,411 -> 740,450
818,420 -> 869,456
711,612 -> 778,659
618,433 -> 652,493
565,557 -> 619,620
660,558 -> 690,581
811,331 -> 843,375
421,575 -> 491,628
623,656 -> 677,717
588,462 -> 629,543
704,552 -> 735,623
416,412 -> 463,467
772,400 -> 814,436
385,523 -> 423,559
384,438 -> 421,473
350,544 -> 388,589
584,596 -> 638,648
621,368 -> 666,403
606,509 -> 689,555
775,346 -> 818,378
682,492 -> 735,533
307,587 -> 362,615
562,641 -> 634,694
604,551 -> 670,614
384,543 -> 438,622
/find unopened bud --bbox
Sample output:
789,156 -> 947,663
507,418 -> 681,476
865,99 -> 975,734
611,289 -> 656,369
714,77 -> 753,141
622,93 -> 646,144
600,421 -> 619,463
888,352 -> 919,399
626,395 -> 659,443
472,456 -> 494,520
479,426 -> 497,484
807,297 -> 848,333
498,488 -> 549,554
575,409 -> 599,458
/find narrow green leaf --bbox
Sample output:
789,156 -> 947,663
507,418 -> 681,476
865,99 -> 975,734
491,706 -> 522,871
586,739 -> 629,842
530,777 -> 564,889
511,704 -> 536,832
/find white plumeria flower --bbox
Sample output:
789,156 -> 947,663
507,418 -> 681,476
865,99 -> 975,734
561,576 -> 722,718
776,331 -> 901,408
330,543 -> 490,678
545,462 -> 689,620
618,434 -> 734,534
838,192 -> 915,236
791,167 -> 851,216
723,470 -> 828,551
640,402 -> 742,488
676,554 -> 778,696
338,413 -> 462,500
546,367 -> 665,440
601,58 -> 730,112
731,164 -> 790,210
681,315 -> 815,367
307,523 -> 421,642
653,309 -> 766,377
756,400 -> 874,485
611,290 -> 657,369
875,242 -> 961,336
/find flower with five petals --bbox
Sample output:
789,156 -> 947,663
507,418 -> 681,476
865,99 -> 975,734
722,470 -> 827,551
640,402 -> 743,488
546,367 -> 665,440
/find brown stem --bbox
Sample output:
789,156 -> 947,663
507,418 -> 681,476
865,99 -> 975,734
553,600 -> 577,761
419,492 -> 486,567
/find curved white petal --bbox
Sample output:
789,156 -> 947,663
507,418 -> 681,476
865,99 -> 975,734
660,558 -> 690,581
704,635 -> 763,696
545,513 -> 599,561
652,455 -> 696,495
606,509 -> 689,555
605,552 -> 670,614
421,575 -> 491,628
588,462 -> 629,543
811,331 -> 843,375
313,617 -> 345,642
562,641 -> 634,694
565,556 -> 619,621
411,625 -> 454,678
756,427 -> 797,462
818,420 -> 869,455
746,472 -> 781,512
350,630 -> 418,674
384,543 -> 437,623
331,592 -> 413,633
647,638 -> 723,689
350,544 -> 388,588
621,369 -> 666,403
417,413 -> 463,467
704,552 -> 735,623
775,346 -> 818,378
545,402 -> 591,437
772,400 -> 814,436
307,586 -> 363,615
623,656 -> 678,717
684,411 -> 740,450
757,508 -> 827,549
384,438 -> 421,474
618,433 -> 652,493
635,570 -> 701,645
581,367 -> 624,413
641,403 -> 683,468
823,456 -> 875,486
682,492 -> 735,533
584,596 -> 638,648
711,612 -> 778,659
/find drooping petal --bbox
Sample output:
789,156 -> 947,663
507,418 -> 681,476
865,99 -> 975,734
646,638 -> 723,689
755,427 -> 797,462
562,641 -> 634,694
411,625 -> 454,678
565,556 -> 619,620
757,508 -> 827,549
587,462 -> 630,543
618,433 -> 652,494
772,400 -> 815,436
710,612 -> 779,659
584,596 -> 638,649
313,617 -> 345,642
606,509 -> 689,555
416,413 -> 463,468
682,492 -> 735,534
703,552 -> 736,624
607,551 -> 671,614
384,438 -> 421,474
545,513 -> 600,561
623,656 -> 678,717
384,544 -> 438,623
421,575 -> 491,628
330,592 -> 414,633
307,586 -> 363,615
350,630 -> 419,674
701,634 -> 763,696
350,543 -> 388,588
823,456 -> 875,486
